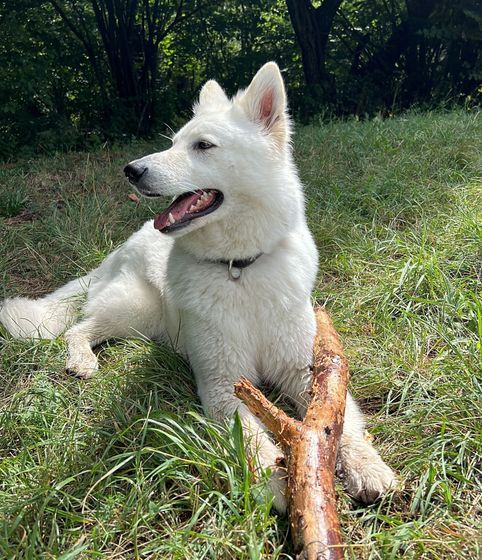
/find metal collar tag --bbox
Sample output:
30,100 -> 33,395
228,260 -> 242,281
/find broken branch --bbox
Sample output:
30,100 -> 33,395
234,306 -> 349,560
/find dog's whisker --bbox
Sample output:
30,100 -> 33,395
163,122 -> 176,138
158,132 -> 174,144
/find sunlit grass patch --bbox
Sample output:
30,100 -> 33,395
1,110 -> 481,558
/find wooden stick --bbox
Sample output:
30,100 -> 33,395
234,306 -> 349,560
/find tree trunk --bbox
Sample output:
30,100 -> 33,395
403,0 -> 439,105
353,0 -> 438,110
285,0 -> 343,110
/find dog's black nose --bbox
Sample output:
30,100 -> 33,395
124,163 -> 148,183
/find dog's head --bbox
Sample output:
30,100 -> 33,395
124,62 -> 303,259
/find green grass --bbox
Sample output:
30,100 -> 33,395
1,109 -> 481,559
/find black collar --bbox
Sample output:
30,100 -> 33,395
207,253 -> 263,280
218,254 -> 263,269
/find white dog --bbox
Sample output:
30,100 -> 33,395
0,62 -> 395,511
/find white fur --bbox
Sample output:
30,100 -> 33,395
0,63 -> 395,510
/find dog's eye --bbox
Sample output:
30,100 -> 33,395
194,140 -> 215,151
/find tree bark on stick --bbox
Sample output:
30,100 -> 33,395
234,306 -> 349,560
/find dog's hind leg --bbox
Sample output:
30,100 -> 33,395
64,318 -> 102,378
335,393 -> 397,503
65,272 -> 164,378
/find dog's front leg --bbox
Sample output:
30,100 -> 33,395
204,387 -> 288,513
65,273 -> 164,378
185,329 -> 288,512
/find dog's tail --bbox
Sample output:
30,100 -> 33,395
0,274 -> 93,339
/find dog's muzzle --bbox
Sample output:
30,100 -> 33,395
124,163 -> 148,184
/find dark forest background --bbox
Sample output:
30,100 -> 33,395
1,0 -> 481,160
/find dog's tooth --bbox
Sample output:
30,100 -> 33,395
189,204 -> 196,212
168,212 -> 175,224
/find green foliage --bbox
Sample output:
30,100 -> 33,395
328,0 -> 482,114
0,1 -> 102,158
0,1 -> 480,158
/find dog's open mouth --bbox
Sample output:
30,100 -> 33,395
154,189 -> 223,233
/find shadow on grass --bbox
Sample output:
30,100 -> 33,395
0,336 -> 289,557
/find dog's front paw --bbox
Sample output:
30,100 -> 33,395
251,446 -> 288,513
65,352 -> 98,379
266,464 -> 288,513
251,463 -> 287,513
338,445 -> 396,504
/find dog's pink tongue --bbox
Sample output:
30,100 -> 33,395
154,192 -> 201,231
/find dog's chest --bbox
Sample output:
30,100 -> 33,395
165,254 -> 315,379
167,259 -> 274,318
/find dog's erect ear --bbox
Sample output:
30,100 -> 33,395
237,62 -> 289,148
195,80 -> 229,114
